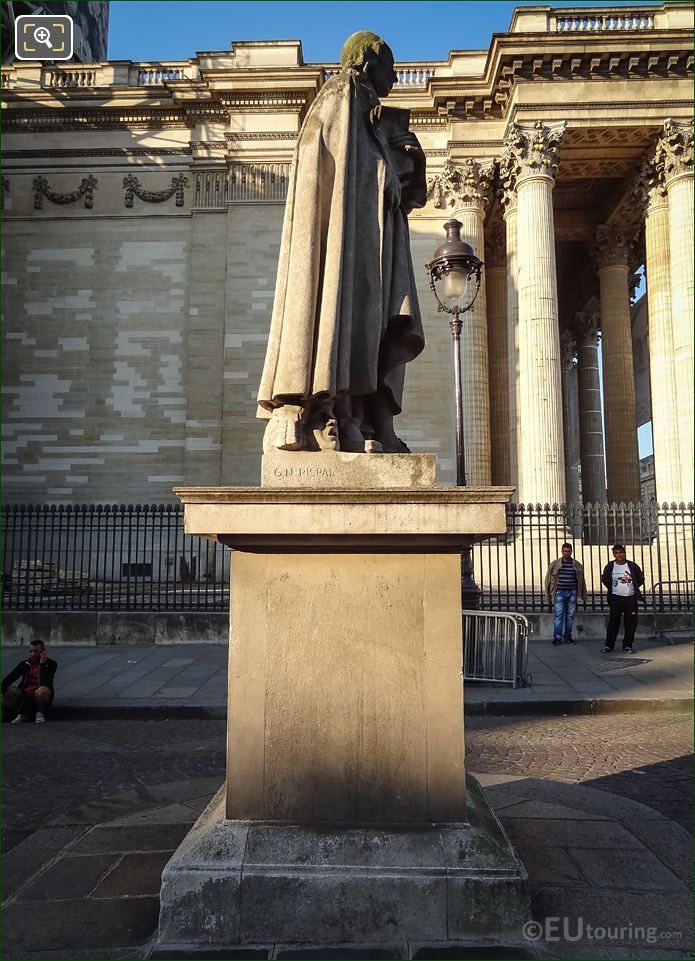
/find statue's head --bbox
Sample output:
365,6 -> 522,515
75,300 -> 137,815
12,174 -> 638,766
340,31 -> 397,97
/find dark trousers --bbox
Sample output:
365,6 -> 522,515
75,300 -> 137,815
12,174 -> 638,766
605,596 -> 639,649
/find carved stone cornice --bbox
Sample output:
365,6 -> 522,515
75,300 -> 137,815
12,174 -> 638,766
572,308 -> 600,348
33,174 -> 97,209
427,159 -> 493,211
593,224 -> 635,268
123,173 -> 188,207
498,121 -> 566,194
655,118 -> 694,184
484,223 -> 506,268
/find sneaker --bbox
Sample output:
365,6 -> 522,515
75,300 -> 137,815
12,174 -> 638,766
35,712 -> 46,724
600,647 -> 613,654
565,637 -> 576,645
552,638 -> 562,646
11,714 -> 29,724
623,647 -> 634,654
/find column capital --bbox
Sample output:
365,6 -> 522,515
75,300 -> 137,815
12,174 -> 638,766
593,224 -> 635,268
655,119 -> 694,185
484,222 -> 506,268
427,158 -> 493,212
560,330 -> 577,370
498,121 -> 566,197
572,308 -> 600,348
633,150 -> 668,212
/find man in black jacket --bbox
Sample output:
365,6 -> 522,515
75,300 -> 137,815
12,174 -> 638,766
2,639 -> 57,724
600,544 -> 645,654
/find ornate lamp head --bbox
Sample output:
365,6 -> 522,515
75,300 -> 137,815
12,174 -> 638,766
426,219 -> 483,313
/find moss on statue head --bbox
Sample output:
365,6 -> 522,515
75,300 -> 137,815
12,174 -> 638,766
340,31 -> 392,70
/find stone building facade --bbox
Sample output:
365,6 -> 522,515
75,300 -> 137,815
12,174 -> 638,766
2,3 -> 693,505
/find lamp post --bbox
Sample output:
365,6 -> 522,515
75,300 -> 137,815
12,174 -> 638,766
426,218 -> 484,609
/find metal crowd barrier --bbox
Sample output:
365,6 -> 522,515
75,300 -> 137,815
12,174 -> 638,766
463,610 -> 530,688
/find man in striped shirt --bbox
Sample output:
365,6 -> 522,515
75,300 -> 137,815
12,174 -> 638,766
544,544 -> 587,646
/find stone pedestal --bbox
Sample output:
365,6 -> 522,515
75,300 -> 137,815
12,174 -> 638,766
157,776 -> 528,952
157,459 -> 526,951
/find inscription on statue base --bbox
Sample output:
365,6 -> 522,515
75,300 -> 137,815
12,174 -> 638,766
261,450 -> 437,489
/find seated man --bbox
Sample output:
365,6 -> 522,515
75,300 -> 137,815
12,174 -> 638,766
2,639 -> 57,724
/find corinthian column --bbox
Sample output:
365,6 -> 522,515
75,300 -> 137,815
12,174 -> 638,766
594,226 -> 641,504
449,160 -> 492,485
657,120 -> 694,503
560,333 -> 580,505
501,122 -> 566,505
500,181 -> 519,492
485,223 -> 510,484
572,309 -> 606,504
634,149 -> 680,504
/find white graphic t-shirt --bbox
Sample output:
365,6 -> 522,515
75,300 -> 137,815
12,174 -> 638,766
612,562 -> 635,597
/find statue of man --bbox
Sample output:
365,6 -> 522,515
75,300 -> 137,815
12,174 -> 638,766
257,31 -> 427,454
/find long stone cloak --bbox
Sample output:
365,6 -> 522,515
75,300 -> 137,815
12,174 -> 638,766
257,70 -> 425,420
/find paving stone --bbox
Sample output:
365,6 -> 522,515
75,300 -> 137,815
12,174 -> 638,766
530,888 -> 693,951
157,686 -> 199,697
1,897 -> 160,952
92,849 -> 174,897
568,848 -> 689,893
71,823 -> 191,855
411,948 -> 533,960
502,818 -> 641,849
107,802 -> 198,827
512,845 -> 589,886
496,800 -> 609,821
16,853 -> 118,901
624,819 -> 694,885
535,947 -> 693,961
150,949 -> 269,960
276,949 -> 403,960
2,826 -> 86,900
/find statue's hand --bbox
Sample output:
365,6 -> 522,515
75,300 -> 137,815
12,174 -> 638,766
389,131 -> 424,159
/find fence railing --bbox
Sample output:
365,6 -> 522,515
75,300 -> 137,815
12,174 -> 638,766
1,504 -> 229,612
1,501 -> 692,614
474,500 -> 693,613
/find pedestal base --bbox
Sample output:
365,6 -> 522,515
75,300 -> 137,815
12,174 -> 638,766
156,775 -> 529,952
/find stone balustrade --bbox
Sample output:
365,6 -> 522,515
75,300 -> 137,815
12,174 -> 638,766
555,11 -> 654,32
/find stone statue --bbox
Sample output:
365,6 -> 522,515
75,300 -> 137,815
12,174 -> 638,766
257,31 -> 427,454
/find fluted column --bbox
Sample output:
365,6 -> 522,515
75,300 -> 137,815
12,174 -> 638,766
595,226 -> 641,504
451,160 -> 492,484
427,160 -> 492,484
560,333 -> 580,505
502,191 -> 520,491
485,223 -> 510,485
657,120 -> 694,502
634,148 -> 680,504
572,309 -> 606,503
501,121 -> 566,505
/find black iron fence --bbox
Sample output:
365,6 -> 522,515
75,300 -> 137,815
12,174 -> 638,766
1,504 -> 229,612
474,500 -> 693,613
2,501 -> 693,614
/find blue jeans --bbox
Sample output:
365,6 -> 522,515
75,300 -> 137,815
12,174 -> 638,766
553,589 -> 578,641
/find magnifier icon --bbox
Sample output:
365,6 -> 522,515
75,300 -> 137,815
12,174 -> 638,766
34,26 -> 53,48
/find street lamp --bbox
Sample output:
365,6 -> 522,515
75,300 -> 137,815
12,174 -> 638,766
426,218 -> 484,608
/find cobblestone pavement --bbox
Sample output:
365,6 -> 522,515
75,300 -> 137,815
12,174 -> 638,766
2,715 -> 692,960
466,712 -> 694,831
1,719 -> 227,853
3,712 -> 692,854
